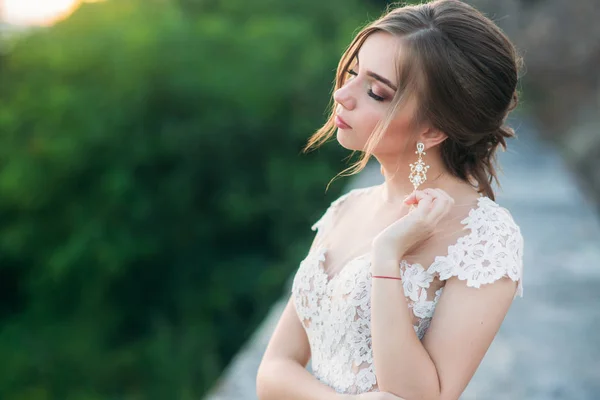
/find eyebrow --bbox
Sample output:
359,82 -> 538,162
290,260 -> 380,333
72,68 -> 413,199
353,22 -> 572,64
367,71 -> 398,92
355,55 -> 398,91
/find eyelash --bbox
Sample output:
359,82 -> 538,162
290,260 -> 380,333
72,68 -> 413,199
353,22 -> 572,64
346,68 -> 385,102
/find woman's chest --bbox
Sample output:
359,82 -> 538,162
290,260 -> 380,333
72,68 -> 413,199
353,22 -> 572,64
291,249 -> 372,326
317,209 -> 403,279
291,248 -> 446,331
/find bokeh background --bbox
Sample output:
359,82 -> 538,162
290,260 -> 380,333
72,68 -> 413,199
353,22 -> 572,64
0,1 -> 598,399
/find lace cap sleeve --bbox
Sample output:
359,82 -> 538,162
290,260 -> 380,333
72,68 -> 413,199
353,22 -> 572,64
310,188 -> 361,233
428,197 -> 524,298
310,209 -> 330,232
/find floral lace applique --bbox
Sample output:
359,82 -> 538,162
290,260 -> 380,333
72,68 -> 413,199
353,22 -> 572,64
292,189 -> 524,394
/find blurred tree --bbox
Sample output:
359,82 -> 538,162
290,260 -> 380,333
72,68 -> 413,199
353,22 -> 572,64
0,0 -> 376,398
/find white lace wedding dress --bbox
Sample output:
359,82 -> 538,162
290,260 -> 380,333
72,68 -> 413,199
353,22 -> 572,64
291,186 -> 524,394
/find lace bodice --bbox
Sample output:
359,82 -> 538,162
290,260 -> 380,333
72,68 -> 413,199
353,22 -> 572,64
291,186 -> 524,394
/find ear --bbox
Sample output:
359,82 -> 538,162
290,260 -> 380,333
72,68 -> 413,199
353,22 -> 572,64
418,126 -> 447,149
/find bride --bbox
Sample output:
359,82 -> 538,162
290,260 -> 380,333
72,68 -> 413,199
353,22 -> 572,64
256,1 -> 524,399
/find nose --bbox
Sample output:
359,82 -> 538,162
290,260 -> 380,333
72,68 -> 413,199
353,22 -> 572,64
333,81 -> 357,111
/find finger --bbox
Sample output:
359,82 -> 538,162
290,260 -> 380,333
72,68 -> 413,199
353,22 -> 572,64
422,188 -> 444,201
404,190 -> 428,205
435,188 -> 456,209
403,191 -> 418,205
429,199 -> 448,224
421,188 -> 445,209
423,188 -> 454,207
417,189 -> 446,221
427,190 -> 453,222
414,192 -> 434,216
433,188 -> 455,206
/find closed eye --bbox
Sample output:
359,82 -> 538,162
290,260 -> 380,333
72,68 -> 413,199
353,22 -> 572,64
346,69 -> 386,102
367,90 -> 385,102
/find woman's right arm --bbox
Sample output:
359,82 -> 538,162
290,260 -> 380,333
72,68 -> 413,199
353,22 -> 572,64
256,296 -> 339,400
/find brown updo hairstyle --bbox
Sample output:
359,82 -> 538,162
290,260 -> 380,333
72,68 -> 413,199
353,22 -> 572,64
303,0 -> 522,201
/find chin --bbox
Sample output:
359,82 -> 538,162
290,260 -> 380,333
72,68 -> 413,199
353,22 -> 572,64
336,128 -> 366,151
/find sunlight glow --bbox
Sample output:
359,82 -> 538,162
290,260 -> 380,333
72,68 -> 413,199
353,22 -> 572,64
2,0 -> 83,26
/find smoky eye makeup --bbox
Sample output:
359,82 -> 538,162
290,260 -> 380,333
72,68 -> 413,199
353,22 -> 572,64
367,88 -> 386,101
344,56 -> 396,102
344,68 -> 389,102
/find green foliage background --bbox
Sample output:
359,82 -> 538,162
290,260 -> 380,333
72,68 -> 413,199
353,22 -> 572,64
0,0 -> 404,398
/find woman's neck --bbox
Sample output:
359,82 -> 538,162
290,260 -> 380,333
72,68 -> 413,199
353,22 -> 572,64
378,165 -> 479,205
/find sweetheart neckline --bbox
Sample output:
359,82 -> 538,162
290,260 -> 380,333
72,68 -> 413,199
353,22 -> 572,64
312,246 -> 372,284
308,196 -> 493,285
310,247 -> 429,286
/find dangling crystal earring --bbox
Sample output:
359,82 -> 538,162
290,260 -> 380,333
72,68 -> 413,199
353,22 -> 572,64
409,142 -> 429,191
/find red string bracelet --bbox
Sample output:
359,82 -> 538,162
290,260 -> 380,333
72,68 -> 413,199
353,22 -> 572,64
372,275 -> 402,281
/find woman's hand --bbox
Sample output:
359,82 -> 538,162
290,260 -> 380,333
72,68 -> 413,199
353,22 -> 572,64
371,188 -> 454,267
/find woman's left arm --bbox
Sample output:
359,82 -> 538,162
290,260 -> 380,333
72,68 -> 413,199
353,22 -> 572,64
369,188 -> 520,400
370,259 -> 517,400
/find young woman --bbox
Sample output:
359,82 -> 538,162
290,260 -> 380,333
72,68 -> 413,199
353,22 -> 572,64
256,1 -> 524,399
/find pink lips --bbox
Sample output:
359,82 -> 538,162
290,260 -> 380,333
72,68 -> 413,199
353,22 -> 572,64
335,115 -> 352,129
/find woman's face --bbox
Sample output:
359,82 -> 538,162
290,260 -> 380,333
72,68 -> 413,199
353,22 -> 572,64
333,32 -> 419,158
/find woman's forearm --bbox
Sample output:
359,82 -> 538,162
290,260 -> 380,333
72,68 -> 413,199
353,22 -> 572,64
370,259 -> 441,400
256,359 -> 339,400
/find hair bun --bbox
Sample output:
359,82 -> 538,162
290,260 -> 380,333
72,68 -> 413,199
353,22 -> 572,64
507,90 -> 519,113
